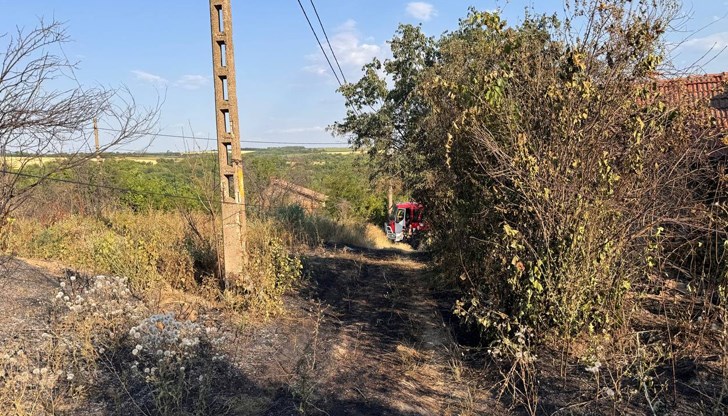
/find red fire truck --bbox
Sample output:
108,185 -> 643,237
384,202 -> 428,247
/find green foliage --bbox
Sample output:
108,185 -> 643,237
247,150 -> 387,222
336,0 -> 727,344
228,220 -> 303,317
275,203 -> 307,225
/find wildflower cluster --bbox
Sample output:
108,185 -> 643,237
53,275 -> 144,321
127,313 -> 202,377
0,348 -> 62,390
488,325 -> 537,364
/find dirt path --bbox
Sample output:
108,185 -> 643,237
223,246 -> 498,415
301,247 -> 469,414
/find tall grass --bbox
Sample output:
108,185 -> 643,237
272,203 -> 408,250
6,210 -> 303,316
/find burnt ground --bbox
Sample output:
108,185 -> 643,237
0,247 -> 501,415
3,247 -> 726,415
219,245 -> 502,415
0,259 -> 57,345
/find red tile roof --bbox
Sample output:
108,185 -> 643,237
656,72 -> 728,130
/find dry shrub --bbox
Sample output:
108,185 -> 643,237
6,210 -> 303,318
0,210 -> 304,413
268,203 -> 417,252
337,0 -> 728,412
272,203 -> 377,249
7,211 -> 198,291
421,3 -> 728,413
0,273 -> 245,415
223,219 -> 303,317
0,274 -> 146,414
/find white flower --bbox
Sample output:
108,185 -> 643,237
70,275 -> 76,281
60,282 -> 66,288
66,372 -> 74,381
585,361 -> 602,374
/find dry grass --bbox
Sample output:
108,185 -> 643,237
364,224 -> 414,251
0,209 -> 305,414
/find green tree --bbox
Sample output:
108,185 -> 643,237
335,0 -> 726,343
332,24 -> 437,188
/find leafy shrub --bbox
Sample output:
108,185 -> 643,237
225,220 -> 303,316
338,0 -> 728,339
275,203 -> 307,226
337,1 -> 728,411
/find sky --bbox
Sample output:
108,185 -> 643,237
0,1 -> 726,152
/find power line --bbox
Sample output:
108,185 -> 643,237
308,0 -> 347,84
295,0 -> 343,87
95,127 -> 347,146
0,168 -> 261,208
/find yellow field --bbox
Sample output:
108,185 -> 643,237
1,148 -> 353,169
3,156 -> 64,168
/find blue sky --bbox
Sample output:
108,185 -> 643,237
1,1 -> 726,152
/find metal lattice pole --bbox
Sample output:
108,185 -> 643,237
209,0 -> 247,287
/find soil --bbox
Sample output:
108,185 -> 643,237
4,246 -> 722,415
210,245 -> 501,415
0,247 -> 501,415
0,259 -> 58,345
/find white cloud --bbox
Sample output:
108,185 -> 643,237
131,70 -> 168,86
303,65 -> 328,76
174,74 -> 209,90
131,71 -> 211,90
304,19 -> 384,79
406,2 -> 437,21
680,32 -> 728,52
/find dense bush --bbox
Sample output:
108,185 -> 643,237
336,0 -> 728,411
339,0 -> 727,338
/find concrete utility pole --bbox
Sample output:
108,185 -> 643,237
209,0 -> 247,287
93,118 -> 100,162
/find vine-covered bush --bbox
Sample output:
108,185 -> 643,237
336,0 -> 727,346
